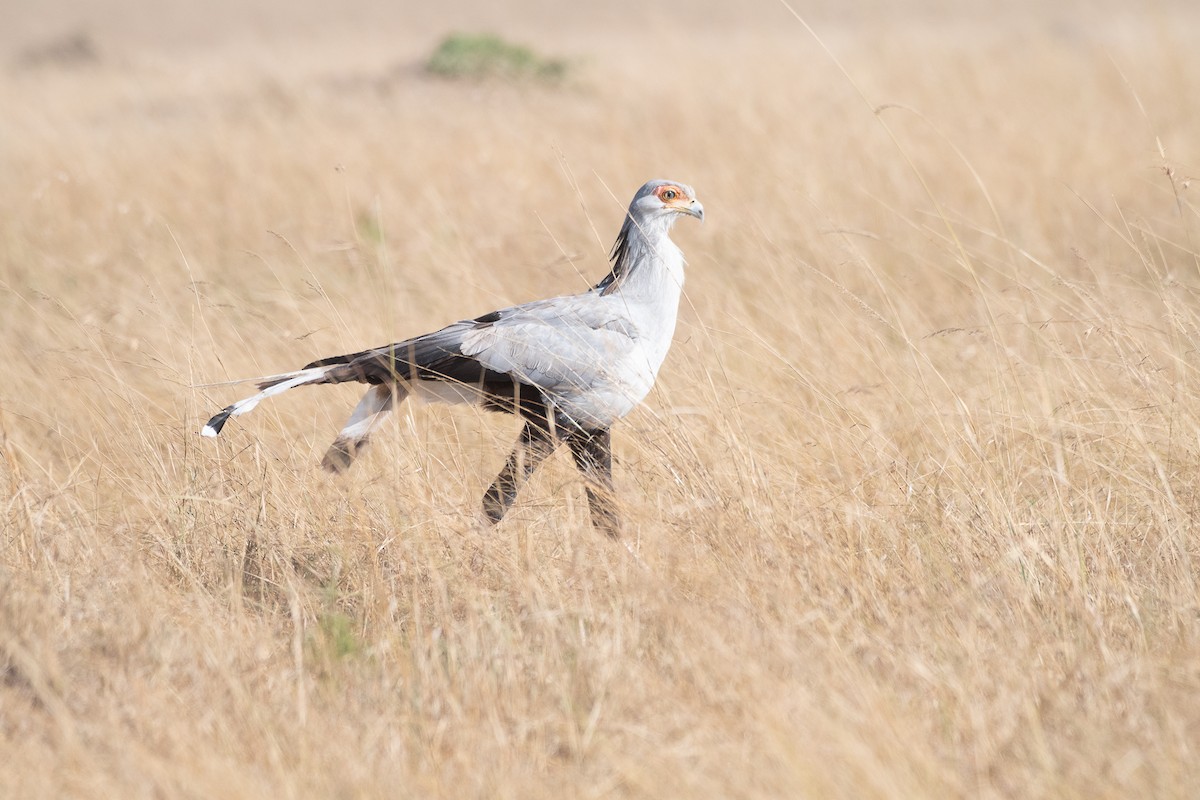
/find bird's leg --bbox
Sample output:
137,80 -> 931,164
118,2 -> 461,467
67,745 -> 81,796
482,420 -> 558,524
565,428 -> 621,538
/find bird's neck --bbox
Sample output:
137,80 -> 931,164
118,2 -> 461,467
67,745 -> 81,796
598,215 -> 686,301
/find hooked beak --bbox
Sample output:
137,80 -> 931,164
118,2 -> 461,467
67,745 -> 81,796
681,199 -> 704,222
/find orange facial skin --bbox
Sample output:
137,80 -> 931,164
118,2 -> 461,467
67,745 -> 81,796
653,184 -> 689,207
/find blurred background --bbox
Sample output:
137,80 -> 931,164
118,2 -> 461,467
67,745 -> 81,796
3,2 -> 1200,798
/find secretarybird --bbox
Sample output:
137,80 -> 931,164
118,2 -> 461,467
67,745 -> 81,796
201,179 -> 703,536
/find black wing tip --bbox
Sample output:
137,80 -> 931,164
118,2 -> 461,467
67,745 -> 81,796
201,407 -> 233,438
304,352 -> 360,371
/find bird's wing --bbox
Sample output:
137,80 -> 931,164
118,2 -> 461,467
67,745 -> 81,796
294,294 -> 638,393
460,295 -> 639,392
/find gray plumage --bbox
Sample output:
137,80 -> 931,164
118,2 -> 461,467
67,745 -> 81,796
201,179 -> 703,535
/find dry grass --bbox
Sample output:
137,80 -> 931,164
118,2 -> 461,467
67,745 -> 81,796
3,2 -> 1200,797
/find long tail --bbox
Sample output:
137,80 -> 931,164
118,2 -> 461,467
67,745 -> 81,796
201,367 -> 336,438
200,362 -> 406,472
200,320 -> 483,470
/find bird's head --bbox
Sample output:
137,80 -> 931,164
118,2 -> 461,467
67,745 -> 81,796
628,179 -> 704,228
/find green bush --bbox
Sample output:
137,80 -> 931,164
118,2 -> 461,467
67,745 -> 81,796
425,33 -> 567,81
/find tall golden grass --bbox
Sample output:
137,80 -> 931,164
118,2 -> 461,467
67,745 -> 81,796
3,4 -> 1200,797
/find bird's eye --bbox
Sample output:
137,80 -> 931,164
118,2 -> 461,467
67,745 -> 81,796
661,189 -> 677,201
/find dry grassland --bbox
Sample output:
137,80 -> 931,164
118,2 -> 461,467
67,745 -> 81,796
3,2 -> 1200,797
